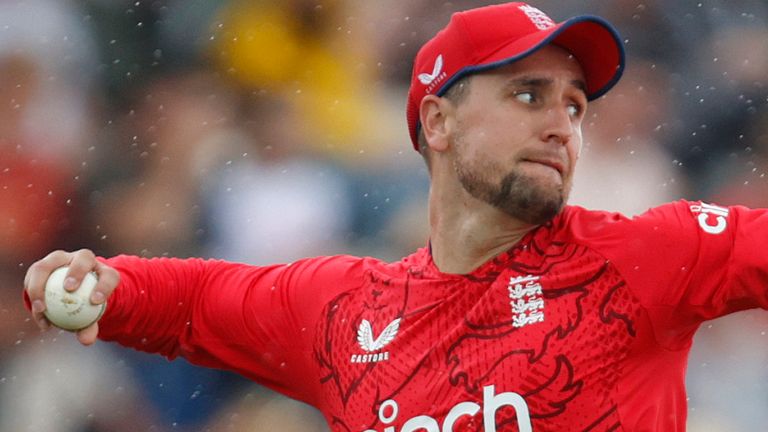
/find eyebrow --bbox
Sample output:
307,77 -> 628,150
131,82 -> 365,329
504,76 -> 587,94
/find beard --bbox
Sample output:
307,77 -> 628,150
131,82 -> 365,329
453,139 -> 568,226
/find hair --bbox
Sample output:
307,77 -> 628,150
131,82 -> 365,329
418,75 -> 473,169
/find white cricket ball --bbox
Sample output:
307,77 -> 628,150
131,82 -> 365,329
43,266 -> 106,331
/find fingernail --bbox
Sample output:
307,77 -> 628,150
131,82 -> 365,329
64,277 -> 78,291
32,300 -> 46,313
91,291 -> 105,304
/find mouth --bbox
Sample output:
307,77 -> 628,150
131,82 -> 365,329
521,158 -> 565,176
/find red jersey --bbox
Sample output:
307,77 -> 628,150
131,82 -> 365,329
94,200 -> 768,431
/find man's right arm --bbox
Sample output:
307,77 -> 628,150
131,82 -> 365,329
23,249 -> 364,402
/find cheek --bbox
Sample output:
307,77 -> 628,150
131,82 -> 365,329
570,128 -> 583,161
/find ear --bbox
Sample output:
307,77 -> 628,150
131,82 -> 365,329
419,94 -> 453,152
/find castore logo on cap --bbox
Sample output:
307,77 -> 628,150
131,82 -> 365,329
418,54 -> 444,86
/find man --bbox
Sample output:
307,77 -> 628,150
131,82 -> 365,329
23,2 -> 768,431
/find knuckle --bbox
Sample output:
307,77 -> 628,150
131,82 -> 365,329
46,249 -> 68,262
76,248 -> 96,260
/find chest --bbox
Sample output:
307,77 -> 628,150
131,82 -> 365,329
314,244 -> 642,431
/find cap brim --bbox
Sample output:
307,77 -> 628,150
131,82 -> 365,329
437,16 -> 625,101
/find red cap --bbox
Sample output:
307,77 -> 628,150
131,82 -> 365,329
406,2 -> 625,150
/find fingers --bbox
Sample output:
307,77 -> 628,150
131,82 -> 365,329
25,250 -> 74,330
91,260 -> 120,305
23,248 -> 117,342
76,322 -> 99,346
63,249 -> 97,292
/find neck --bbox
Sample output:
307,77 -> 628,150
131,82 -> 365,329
428,181 -> 537,275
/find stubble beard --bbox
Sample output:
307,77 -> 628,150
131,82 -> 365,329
453,138 -> 568,226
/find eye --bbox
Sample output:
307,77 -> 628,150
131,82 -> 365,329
514,91 -> 537,104
567,102 -> 584,118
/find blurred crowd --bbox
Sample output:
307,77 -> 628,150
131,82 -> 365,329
0,0 -> 766,431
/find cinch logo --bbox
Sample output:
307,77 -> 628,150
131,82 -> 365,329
518,5 -> 555,30
690,202 -> 729,235
508,275 -> 545,328
361,385 -> 532,432
351,318 -> 401,364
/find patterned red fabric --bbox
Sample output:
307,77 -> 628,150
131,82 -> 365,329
97,201 -> 768,431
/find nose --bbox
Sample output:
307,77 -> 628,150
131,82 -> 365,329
540,106 -> 574,146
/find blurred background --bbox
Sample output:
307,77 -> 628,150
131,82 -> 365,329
0,0 -> 766,431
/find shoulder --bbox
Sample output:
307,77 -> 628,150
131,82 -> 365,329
557,200 -> 702,240
549,201 -> 711,274
283,251 -> 419,284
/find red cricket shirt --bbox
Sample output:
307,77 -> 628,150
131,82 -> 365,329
93,200 -> 768,431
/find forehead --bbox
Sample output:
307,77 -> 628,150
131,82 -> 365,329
476,45 -> 586,85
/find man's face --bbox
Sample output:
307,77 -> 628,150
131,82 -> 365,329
449,45 -> 587,225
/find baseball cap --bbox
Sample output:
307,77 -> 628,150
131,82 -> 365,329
407,2 -> 625,150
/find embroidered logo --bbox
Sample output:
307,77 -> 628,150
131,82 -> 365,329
419,54 -> 448,94
508,275 -> 545,328
351,318 -> 401,364
418,54 -> 443,85
518,5 -> 556,30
